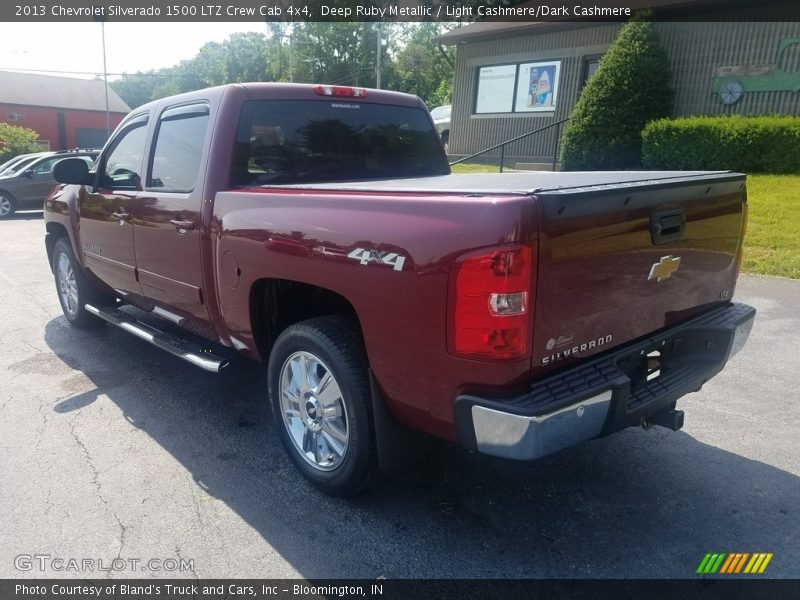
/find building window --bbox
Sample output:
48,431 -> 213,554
76,127 -> 110,149
7,112 -> 25,122
475,65 -> 516,113
475,60 -> 561,115
583,56 -> 602,86
516,62 -> 560,112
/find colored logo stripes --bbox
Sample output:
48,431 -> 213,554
696,553 -> 773,574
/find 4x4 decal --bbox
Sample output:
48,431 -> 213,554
347,248 -> 406,272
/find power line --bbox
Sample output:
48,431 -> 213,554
0,67 -> 164,77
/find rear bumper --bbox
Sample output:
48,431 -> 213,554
454,302 -> 755,460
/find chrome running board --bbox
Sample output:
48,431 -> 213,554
85,303 -> 229,373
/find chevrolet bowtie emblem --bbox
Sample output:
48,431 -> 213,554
648,255 -> 681,282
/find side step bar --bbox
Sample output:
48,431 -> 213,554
85,303 -> 230,373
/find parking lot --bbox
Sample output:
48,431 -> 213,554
1,211 -> 798,579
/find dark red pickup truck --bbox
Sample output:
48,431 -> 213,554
44,83 -> 755,495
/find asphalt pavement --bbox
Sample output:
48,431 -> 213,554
1,211 -> 798,579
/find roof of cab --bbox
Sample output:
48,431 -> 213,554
133,82 -> 423,115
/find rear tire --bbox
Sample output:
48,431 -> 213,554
52,236 -> 108,328
0,192 -> 16,219
268,316 -> 378,496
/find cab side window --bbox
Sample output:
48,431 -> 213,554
148,104 -> 209,193
99,120 -> 148,191
32,157 -> 60,175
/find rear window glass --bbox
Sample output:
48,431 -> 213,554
231,100 -> 448,186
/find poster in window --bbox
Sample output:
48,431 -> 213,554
475,64 -> 517,114
515,61 -> 561,112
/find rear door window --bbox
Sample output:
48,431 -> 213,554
148,103 -> 210,193
231,100 -> 448,186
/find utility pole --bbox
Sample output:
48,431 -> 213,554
289,36 -> 294,83
279,28 -> 294,83
93,13 -> 111,141
376,23 -> 381,89
101,20 -> 110,138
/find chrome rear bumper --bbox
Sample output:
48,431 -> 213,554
471,391 -> 612,460
455,302 -> 756,460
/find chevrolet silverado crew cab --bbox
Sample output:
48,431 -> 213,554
44,83 -> 755,496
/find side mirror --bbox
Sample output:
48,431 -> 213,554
53,158 -> 90,185
24,169 -> 35,179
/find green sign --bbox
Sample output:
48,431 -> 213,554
711,37 -> 800,104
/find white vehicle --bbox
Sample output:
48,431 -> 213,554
430,104 -> 451,150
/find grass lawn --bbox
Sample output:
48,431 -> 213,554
743,174 -> 800,279
449,166 -> 799,279
449,163 -> 501,173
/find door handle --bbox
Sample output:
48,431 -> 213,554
650,209 -> 685,245
111,211 -> 130,225
169,219 -> 195,233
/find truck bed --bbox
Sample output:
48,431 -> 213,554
244,169 -> 748,376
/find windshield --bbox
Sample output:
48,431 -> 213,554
231,100 -> 449,186
0,155 -> 41,177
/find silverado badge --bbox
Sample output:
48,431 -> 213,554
648,255 -> 681,282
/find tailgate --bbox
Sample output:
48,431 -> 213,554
532,172 -> 746,371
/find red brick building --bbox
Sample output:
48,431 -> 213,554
0,71 -> 130,151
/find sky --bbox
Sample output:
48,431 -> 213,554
0,22 -> 271,79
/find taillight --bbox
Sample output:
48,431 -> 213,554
448,244 -> 535,360
312,85 -> 368,98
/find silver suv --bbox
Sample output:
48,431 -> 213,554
0,149 -> 99,219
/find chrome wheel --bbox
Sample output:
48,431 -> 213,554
0,195 -> 11,217
56,251 -> 79,316
279,351 -> 349,471
51,236 -> 108,329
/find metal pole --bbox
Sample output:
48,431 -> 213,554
376,23 -> 381,89
552,121 -> 562,172
500,144 -> 505,173
101,21 -> 110,139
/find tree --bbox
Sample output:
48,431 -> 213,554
559,15 -> 673,170
112,32 -> 281,108
0,123 -> 41,163
111,72 -> 159,109
288,23 -> 380,87
110,24 -> 456,110
391,23 -> 456,108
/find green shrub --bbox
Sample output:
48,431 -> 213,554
0,123 -> 41,163
642,115 -> 800,174
560,15 -> 672,170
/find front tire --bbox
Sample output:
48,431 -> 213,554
268,317 -> 377,496
52,237 -> 106,328
0,192 -> 16,219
